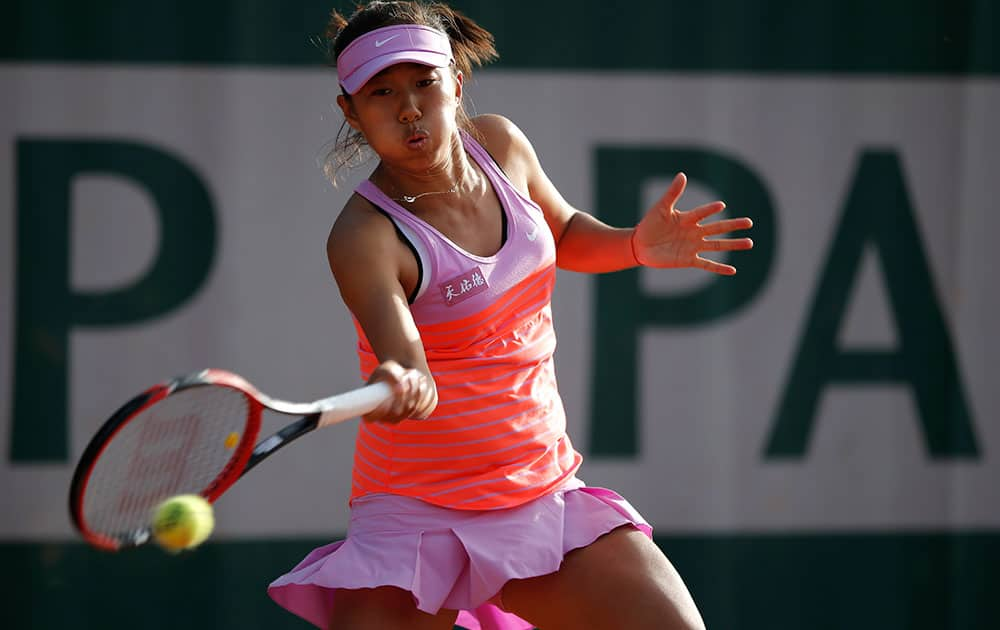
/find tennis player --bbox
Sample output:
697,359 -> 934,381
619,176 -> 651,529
268,2 -> 752,629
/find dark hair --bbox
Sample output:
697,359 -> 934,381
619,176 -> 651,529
322,1 -> 498,182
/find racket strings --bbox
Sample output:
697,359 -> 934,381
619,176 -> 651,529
81,387 -> 253,543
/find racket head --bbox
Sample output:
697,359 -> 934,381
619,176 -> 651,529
68,369 -> 263,551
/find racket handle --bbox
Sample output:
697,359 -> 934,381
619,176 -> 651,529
317,381 -> 393,428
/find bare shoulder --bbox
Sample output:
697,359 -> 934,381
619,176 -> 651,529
326,193 -> 398,281
470,114 -> 539,180
327,193 -> 379,255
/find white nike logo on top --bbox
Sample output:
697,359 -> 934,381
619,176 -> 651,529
526,222 -> 539,241
374,35 -> 400,47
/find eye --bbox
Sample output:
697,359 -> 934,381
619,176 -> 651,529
369,87 -> 392,96
417,78 -> 437,88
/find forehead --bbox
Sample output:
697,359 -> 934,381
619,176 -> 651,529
369,62 -> 446,81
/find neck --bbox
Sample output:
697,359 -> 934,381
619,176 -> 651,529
376,131 -> 474,202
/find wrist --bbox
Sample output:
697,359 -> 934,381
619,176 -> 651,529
629,229 -> 643,267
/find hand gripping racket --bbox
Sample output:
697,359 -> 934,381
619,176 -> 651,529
68,369 -> 391,551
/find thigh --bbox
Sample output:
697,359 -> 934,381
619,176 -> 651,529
330,586 -> 458,630
500,526 -> 706,630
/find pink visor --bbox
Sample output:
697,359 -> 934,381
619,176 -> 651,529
337,24 -> 454,94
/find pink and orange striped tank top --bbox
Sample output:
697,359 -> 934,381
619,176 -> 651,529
349,132 -> 582,510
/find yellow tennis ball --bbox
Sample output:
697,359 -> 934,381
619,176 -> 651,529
224,431 -> 240,449
150,494 -> 215,552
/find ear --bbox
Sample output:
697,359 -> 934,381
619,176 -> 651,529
336,94 -> 361,131
454,70 -> 464,102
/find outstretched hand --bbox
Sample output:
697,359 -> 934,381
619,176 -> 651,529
631,173 -> 754,275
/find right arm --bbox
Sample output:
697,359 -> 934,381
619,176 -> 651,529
326,195 -> 437,423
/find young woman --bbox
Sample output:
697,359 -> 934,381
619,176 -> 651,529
268,2 -> 752,629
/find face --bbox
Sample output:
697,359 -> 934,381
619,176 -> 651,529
337,62 -> 464,166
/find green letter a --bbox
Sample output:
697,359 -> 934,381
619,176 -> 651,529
765,151 -> 977,459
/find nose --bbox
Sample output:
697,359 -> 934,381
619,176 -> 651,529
398,94 -> 421,124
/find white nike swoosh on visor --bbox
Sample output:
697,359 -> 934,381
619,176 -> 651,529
374,35 -> 400,47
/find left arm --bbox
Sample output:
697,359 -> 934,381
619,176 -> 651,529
473,115 -> 753,274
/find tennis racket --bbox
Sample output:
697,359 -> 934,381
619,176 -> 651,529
68,368 -> 392,551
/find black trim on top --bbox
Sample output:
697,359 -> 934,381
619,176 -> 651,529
371,206 -> 424,305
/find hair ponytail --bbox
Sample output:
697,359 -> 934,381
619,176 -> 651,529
429,3 -> 498,78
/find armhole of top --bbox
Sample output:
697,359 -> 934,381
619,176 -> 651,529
466,135 -> 510,247
371,207 -> 429,304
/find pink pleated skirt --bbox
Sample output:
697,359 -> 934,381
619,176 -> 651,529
267,478 -> 652,630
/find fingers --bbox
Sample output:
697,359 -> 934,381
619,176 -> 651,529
696,256 -> 737,275
656,172 -> 688,213
363,360 -> 435,424
655,175 -> 741,229
405,369 -> 436,419
695,236 -> 752,275
700,217 -> 753,236
703,237 -> 754,251
683,200 -> 727,224
642,173 -> 753,275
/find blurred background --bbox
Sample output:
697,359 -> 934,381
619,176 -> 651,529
2,0 -> 998,628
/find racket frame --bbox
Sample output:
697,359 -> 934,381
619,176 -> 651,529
68,369 -> 388,551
